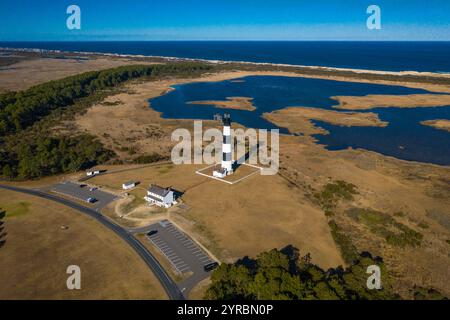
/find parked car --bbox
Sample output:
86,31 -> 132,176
86,197 -> 97,204
203,262 -> 219,272
89,187 -> 98,191
147,230 -> 158,236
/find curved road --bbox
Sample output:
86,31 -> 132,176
0,184 -> 184,300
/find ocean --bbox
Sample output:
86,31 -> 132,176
1,41 -> 450,73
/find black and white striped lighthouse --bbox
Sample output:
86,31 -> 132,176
221,113 -> 233,173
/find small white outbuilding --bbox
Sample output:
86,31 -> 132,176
122,181 -> 138,190
86,169 -> 101,176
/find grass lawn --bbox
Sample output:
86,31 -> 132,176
0,190 -> 167,300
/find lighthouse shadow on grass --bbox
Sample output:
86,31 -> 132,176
233,142 -> 261,172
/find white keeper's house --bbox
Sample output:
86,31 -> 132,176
144,184 -> 176,208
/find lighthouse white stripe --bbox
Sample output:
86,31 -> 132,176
222,144 -> 231,153
223,126 -> 231,136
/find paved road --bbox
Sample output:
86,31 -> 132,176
0,184 -> 184,300
79,161 -> 172,182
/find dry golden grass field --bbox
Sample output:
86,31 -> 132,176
0,56 -> 155,93
89,163 -> 344,269
0,190 -> 167,300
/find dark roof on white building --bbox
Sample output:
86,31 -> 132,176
146,193 -> 164,203
148,184 -> 171,197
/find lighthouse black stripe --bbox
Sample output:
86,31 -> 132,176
223,135 -> 231,144
223,153 -> 232,161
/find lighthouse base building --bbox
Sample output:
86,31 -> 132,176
213,113 -> 234,178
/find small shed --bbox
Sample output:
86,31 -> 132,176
122,181 -> 138,190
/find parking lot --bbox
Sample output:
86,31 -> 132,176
146,220 -> 216,275
52,181 -> 118,210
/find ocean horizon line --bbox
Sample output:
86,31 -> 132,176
2,40 -> 450,42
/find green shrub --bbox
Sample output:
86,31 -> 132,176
133,153 -> 168,164
314,180 -> 358,210
328,220 -> 359,264
347,208 -> 423,248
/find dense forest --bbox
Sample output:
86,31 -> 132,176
205,248 -> 446,300
0,62 -> 212,179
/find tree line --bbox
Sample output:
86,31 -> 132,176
205,248 -> 398,300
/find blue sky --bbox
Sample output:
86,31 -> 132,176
1,0 -> 449,41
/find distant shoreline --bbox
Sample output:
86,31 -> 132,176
2,45 -> 450,79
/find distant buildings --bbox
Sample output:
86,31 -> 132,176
144,184 -> 176,208
86,169 -> 101,176
86,168 -> 106,177
122,181 -> 138,190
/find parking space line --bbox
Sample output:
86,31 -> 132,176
171,258 -> 183,263
174,261 -> 186,267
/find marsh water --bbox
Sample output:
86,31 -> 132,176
149,76 -> 450,165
